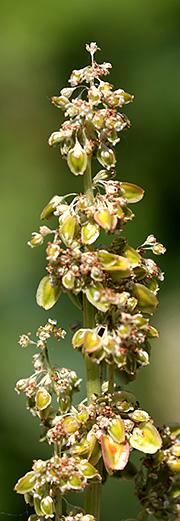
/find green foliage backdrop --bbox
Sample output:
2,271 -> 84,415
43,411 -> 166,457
0,0 -> 180,518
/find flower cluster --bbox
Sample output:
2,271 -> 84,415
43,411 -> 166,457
14,43 -> 176,521
29,184 -> 165,378
135,425 -> 180,520
15,455 -> 101,518
48,46 -> 133,177
46,391 -> 162,475
15,320 -> 81,426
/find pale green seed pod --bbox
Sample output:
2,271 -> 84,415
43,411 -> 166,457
67,140 -> 87,175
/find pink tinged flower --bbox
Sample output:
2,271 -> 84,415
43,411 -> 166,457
101,434 -> 129,471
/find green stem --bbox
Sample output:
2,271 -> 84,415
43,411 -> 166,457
84,459 -> 102,520
83,295 -> 101,404
83,156 -> 94,206
108,363 -> 114,395
44,343 -> 51,372
55,489 -> 62,521
83,158 -> 102,520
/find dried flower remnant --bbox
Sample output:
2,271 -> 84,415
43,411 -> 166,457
14,43 -> 178,521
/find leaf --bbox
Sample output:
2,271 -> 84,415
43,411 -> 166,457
132,283 -> 159,314
130,422 -> 162,454
120,182 -> 144,202
101,435 -> 129,471
36,276 -> 61,310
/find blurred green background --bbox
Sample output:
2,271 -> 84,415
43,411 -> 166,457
1,0 -> 180,519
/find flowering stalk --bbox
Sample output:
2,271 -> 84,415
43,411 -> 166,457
14,43 -> 180,521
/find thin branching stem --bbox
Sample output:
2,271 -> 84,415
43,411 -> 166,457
83,158 -> 102,521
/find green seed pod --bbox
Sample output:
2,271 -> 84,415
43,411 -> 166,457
35,388 -> 51,419
85,283 -> 110,312
68,474 -> 83,490
67,140 -> 87,175
41,496 -> 54,517
40,195 -> 62,220
83,330 -> 102,354
120,182 -> 144,203
58,392 -> 71,413
72,328 -> 86,348
24,492 -> 34,506
59,214 -> 77,246
130,422 -> 162,454
62,270 -> 75,290
97,144 -> 116,170
33,496 -> 44,516
108,416 -> 125,443
14,471 -> 36,494
78,460 -> 99,479
36,275 -> 61,310
81,221 -> 100,244
132,283 -> 159,314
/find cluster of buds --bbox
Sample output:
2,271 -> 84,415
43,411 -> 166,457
27,515 -> 95,521
135,425 -> 180,520
48,43 -> 133,177
15,320 -> 81,427
72,309 -> 158,374
15,43 -> 177,521
45,391 -> 162,476
15,455 -> 101,517
15,387 -> 165,518
29,187 -> 165,379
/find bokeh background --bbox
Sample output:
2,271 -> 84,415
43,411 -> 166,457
1,0 -> 180,519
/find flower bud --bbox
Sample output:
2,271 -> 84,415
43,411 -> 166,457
15,378 -> 29,392
69,68 -> 84,86
99,81 -> 113,96
92,111 -> 104,130
60,87 -> 76,98
28,233 -> 43,248
48,131 -> 63,147
51,95 -> 69,109
88,86 -> 102,105
67,140 -> 87,175
152,243 -> 166,255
